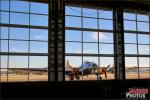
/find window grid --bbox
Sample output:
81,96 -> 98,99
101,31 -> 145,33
65,6 -> 114,80
124,11 -> 150,79
0,0 -> 49,82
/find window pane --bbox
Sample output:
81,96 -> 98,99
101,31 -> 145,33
65,30 -> 81,41
124,20 -> 136,31
125,44 -> 137,54
30,56 -> 48,68
100,57 -> 114,79
30,42 -> 48,53
83,8 -> 97,17
1,12 -> 9,24
30,29 -> 48,41
99,44 -> 113,54
83,57 -> 98,65
100,57 -> 114,67
123,13 -> 136,20
99,32 -> 113,43
31,2 -> 48,14
138,45 -> 149,55
137,22 -> 149,32
10,27 -> 29,40
65,6 -> 81,16
124,33 -> 136,43
1,40 -> 8,52
9,56 -> 28,68
125,57 -> 138,79
83,43 -> 98,54
99,19 -> 113,30
139,57 -> 150,79
1,27 -> 8,39
65,42 -> 81,53
1,0 -> 9,11
138,34 -> 149,44
66,16 -> 81,27
29,56 -> 48,81
10,13 -> 29,25
1,56 -> 8,68
10,1 -> 29,12
83,18 -> 97,29
65,56 -> 82,68
83,31 -> 98,42
137,14 -> 149,22
30,14 -> 48,26
9,41 -> 28,53
99,10 -> 112,19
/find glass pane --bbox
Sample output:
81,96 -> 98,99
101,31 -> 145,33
83,31 -> 98,42
1,27 -> 8,39
9,40 -> 28,53
1,0 -> 9,11
124,20 -> 136,31
1,12 -> 9,24
10,27 -> 29,40
1,56 -> 8,68
124,33 -> 136,43
10,13 -> 29,25
66,16 -> 81,27
30,14 -> 48,26
83,57 -> 98,66
99,32 -> 113,43
10,0 -> 29,12
100,57 -> 114,79
30,42 -> 48,53
138,45 -> 149,55
137,22 -> 149,32
65,56 -> 82,81
65,6 -> 81,16
83,43 -> 98,54
99,19 -> 113,30
99,10 -> 112,19
29,56 -> 48,81
123,13 -> 136,20
1,69 -> 7,82
99,44 -> 114,54
65,42 -> 81,53
65,56 -> 82,68
138,34 -> 149,44
139,57 -> 150,79
137,14 -> 149,22
125,44 -> 137,54
1,40 -> 8,52
65,30 -> 81,41
83,8 -> 97,17
125,57 -> 138,79
31,2 -> 48,14
83,18 -> 97,29
9,56 -> 28,68
8,56 -> 28,82
30,29 -> 48,41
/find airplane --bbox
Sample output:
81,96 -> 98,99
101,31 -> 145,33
65,60 -> 113,80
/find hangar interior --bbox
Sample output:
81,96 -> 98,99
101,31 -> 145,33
0,0 -> 150,99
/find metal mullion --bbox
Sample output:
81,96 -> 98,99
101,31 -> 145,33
0,39 -> 48,42
66,27 -> 114,33
81,7 -> 83,80
97,8 -> 100,68
136,12 -> 140,79
65,53 -> 115,57
0,24 -> 49,30
7,0 -> 11,82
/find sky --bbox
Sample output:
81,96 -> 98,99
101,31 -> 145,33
0,1 -> 150,68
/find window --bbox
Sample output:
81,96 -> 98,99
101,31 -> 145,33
124,11 -> 150,79
0,0 -> 49,82
65,6 -> 114,81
